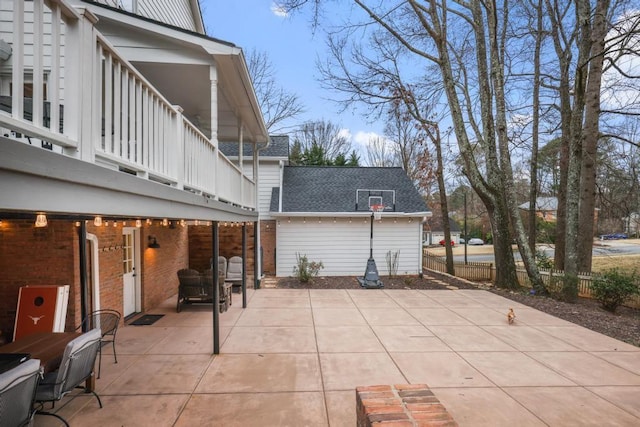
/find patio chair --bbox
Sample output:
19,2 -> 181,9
226,256 -> 243,293
77,309 -> 121,379
176,268 -> 203,312
203,268 -> 232,313
218,256 -> 228,281
0,358 -> 41,427
34,328 -> 102,427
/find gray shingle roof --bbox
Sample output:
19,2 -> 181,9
219,135 -> 289,158
518,196 -> 558,211
270,166 -> 429,213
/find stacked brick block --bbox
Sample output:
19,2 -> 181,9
356,384 -> 458,426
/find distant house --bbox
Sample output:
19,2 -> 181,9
518,197 -> 558,222
269,166 -> 431,276
623,212 -> 640,237
423,214 -> 461,245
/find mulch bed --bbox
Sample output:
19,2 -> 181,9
275,271 -> 640,347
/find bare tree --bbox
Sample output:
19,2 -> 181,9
293,119 -> 353,162
247,49 -> 305,133
365,136 -> 395,167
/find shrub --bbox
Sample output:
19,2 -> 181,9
386,250 -> 400,277
535,249 -> 554,269
293,253 -> 324,283
590,269 -> 639,312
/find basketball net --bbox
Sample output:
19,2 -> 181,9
371,204 -> 384,220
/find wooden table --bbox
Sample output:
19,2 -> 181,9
0,332 -> 81,374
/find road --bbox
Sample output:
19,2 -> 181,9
437,239 -> 640,263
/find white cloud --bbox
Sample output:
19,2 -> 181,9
270,2 -> 289,18
353,130 -> 384,148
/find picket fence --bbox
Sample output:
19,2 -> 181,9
423,250 -> 640,309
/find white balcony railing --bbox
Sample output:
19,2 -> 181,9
0,0 -> 256,209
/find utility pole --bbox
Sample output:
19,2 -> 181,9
464,190 -> 468,265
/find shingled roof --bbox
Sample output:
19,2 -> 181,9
270,166 -> 429,214
218,135 -> 289,158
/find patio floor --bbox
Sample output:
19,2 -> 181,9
35,288 -> 640,426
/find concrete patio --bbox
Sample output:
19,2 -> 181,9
35,288 -> 640,426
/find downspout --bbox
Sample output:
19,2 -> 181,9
86,233 -> 101,312
78,222 -> 89,330
253,140 -> 270,289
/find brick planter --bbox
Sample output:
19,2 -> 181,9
356,384 -> 458,426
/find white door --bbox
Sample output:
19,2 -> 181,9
122,228 -> 137,317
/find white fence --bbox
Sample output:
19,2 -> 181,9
0,0 -> 255,208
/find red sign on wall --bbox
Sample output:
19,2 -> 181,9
13,285 -> 69,341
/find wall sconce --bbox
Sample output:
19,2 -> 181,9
148,236 -> 160,248
35,213 -> 48,228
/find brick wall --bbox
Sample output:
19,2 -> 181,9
356,384 -> 458,426
188,224 -> 256,282
0,220 -> 77,341
261,220 -> 276,275
141,223 -> 188,309
0,219 -> 189,341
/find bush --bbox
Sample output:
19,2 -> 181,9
590,269 -> 639,312
535,249 -> 554,269
293,253 -> 324,283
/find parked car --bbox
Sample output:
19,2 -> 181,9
459,238 -> 466,244
468,238 -> 484,245
439,239 -> 455,247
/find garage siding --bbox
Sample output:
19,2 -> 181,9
276,217 -> 422,276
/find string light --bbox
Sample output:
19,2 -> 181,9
162,218 -> 169,227
94,216 -> 102,226
136,219 -> 142,228
180,219 -> 186,227
35,214 -> 47,228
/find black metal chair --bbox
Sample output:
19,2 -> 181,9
34,328 -> 103,427
78,309 -> 121,379
0,358 -> 41,427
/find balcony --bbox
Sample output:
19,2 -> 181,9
0,0 -> 264,214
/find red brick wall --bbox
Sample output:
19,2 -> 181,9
261,220 -> 276,275
188,224 -> 255,281
141,223 -> 189,310
0,220 -> 77,341
0,219 -> 189,340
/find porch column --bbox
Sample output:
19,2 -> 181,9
254,220 -> 260,289
242,223 -> 247,308
238,121 -> 244,205
212,221 -> 220,354
209,66 -> 218,143
78,221 -> 89,328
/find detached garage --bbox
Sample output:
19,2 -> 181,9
270,166 -> 430,277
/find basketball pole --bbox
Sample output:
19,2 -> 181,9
369,210 -> 374,258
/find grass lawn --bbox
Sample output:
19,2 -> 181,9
591,254 -> 640,274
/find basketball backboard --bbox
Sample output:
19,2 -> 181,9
355,189 -> 396,212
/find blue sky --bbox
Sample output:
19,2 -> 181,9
203,1 -> 382,152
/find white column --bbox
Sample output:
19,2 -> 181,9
210,66 -> 219,200
63,7 -> 98,161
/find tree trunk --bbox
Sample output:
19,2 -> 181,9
529,0 -> 543,254
577,0 -> 610,273
432,125 -> 454,274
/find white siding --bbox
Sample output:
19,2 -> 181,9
276,217 -> 422,277
257,162 -> 281,218
138,0 -> 198,32
93,0 -> 198,32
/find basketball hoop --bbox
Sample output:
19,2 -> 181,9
371,204 -> 384,220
